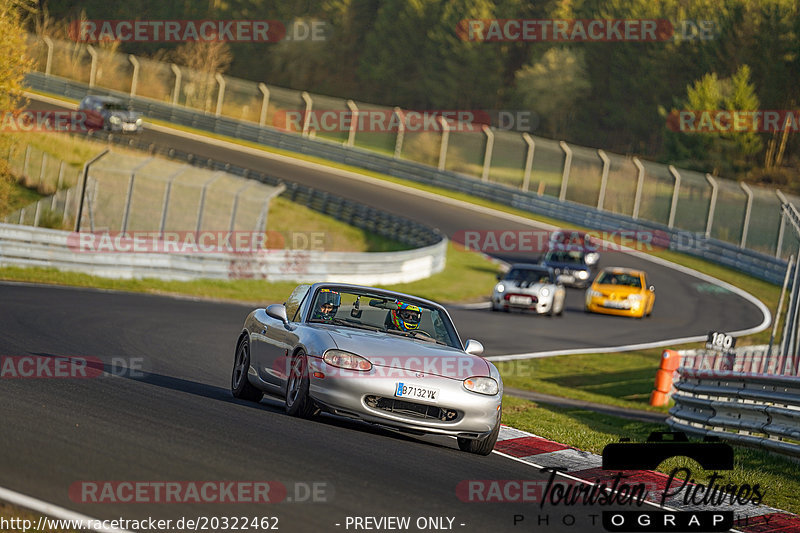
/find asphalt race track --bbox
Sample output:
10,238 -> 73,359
0,96 -> 772,531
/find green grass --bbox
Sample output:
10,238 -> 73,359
502,395 -> 800,515
0,181 -> 43,219
500,349 -> 670,413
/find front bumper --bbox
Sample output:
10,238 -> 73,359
306,357 -> 502,438
492,291 -> 553,314
585,297 -> 645,317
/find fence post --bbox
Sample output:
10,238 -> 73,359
170,64 -> 182,105
301,92 -> 313,137
196,172 -> 224,233
767,254 -> 794,370
63,189 -> 71,227
33,201 -> 41,227
596,149 -> 610,210
393,107 -> 405,159
22,145 -> 31,181
229,181 -> 255,232
703,173 -> 719,238
438,116 -> 450,171
214,72 -> 226,117
668,165 -> 681,228
159,166 -> 188,235
481,125 -> 494,182
781,246 -> 800,361
521,133 -> 534,192
632,157 -> 645,219
558,141 -> 572,202
776,190 -> 789,258
74,149 -> 109,232
346,100 -> 358,147
87,45 -> 98,87
43,36 -> 54,75
56,160 -> 65,191
258,83 -> 270,126
121,158 -> 153,233
38,152 -> 47,189
740,182 -> 754,248
129,55 -> 140,96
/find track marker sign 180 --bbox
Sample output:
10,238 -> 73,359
705,331 -> 736,353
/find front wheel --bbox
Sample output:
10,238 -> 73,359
285,351 -> 317,418
458,409 -> 501,456
231,337 -> 263,402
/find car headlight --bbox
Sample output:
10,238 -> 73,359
587,289 -> 602,298
495,283 -> 505,293
576,270 -> 589,280
463,376 -> 499,396
135,118 -> 143,126
323,349 -> 372,371
109,116 -> 121,124
540,287 -> 550,297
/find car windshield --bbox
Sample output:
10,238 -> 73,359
505,268 -> 552,284
545,250 -> 586,264
103,103 -> 127,111
307,287 -> 460,348
596,272 -> 642,288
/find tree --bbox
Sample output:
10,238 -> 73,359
514,47 -> 590,136
0,0 -> 35,208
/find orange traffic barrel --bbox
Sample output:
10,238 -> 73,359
650,349 -> 681,406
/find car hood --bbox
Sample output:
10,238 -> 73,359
320,326 -> 491,379
593,284 -> 643,297
543,261 -> 590,271
500,280 -> 550,293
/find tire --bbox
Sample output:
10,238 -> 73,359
285,351 -> 316,418
231,337 -> 263,402
458,409 -> 501,456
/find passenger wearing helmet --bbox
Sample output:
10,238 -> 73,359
389,301 -> 423,331
312,289 -> 340,322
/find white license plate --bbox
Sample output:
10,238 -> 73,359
604,299 -> 628,309
395,382 -> 439,402
509,295 -> 532,305
123,123 -> 138,131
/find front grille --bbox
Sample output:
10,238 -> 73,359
364,395 -> 460,422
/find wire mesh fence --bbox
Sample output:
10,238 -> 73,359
24,34 -> 798,260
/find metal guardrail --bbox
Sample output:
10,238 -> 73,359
24,71 -> 790,285
0,223 -> 448,284
668,367 -> 800,459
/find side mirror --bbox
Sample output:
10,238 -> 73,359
585,252 -> 600,266
496,273 -> 503,281
266,304 -> 289,327
464,339 -> 484,356
649,285 -> 655,292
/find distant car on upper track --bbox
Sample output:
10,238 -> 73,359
540,249 -> 595,288
584,267 -> 655,318
232,283 -> 503,455
491,263 -> 565,315
79,95 -> 143,133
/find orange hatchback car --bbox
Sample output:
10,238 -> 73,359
584,267 -> 655,318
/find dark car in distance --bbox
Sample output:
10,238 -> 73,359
78,95 -> 143,133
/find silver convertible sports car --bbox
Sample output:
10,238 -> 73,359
231,283 -> 504,455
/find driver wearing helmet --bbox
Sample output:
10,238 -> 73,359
312,289 -> 340,322
389,301 -> 423,331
